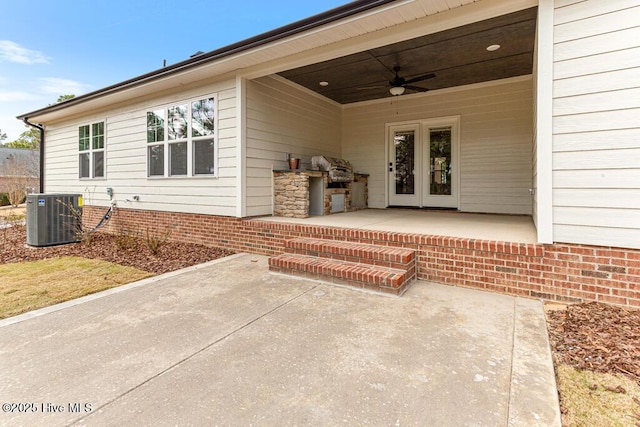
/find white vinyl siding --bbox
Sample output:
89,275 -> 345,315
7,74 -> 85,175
245,76 -> 342,216
552,0 -> 640,249
343,78 -> 533,214
43,79 -> 238,216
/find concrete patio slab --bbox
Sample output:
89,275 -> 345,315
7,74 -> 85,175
0,254 -> 560,426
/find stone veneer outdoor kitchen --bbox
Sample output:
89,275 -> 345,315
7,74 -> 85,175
273,170 -> 368,218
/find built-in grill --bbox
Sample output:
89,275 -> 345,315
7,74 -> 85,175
311,156 -> 354,183
273,155 -> 367,218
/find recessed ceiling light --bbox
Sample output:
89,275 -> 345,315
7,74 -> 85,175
486,44 -> 501,52
319,81 -> 329,86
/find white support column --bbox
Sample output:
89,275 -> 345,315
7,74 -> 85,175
535,0 -> 554,244
235,76 -> 247,218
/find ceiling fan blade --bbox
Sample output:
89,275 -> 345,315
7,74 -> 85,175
355,85 -> 387,90
404,72 -> 436,84
404,85 -> 429,93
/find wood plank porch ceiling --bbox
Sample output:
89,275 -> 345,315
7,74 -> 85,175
278,7 -> 537,104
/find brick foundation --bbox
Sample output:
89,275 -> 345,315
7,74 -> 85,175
83,206 -> 640,307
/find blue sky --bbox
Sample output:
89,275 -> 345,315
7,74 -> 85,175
0,0 -> 349,141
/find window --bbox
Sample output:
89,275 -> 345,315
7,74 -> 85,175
79,121 -> 105,179
147,96 -> 216,177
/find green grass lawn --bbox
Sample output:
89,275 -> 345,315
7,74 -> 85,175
0,256 -> 153,319
556,364 -> 640,426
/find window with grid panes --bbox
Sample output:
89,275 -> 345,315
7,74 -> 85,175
79,122 -> 105,179
147,96 -> 216,177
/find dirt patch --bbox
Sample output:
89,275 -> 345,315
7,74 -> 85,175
0,225 -> 234,274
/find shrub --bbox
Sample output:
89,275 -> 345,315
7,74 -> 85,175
115,227 -> 140,251
144,227 -> 171,255
0,194 -> 9,207
56,198 -> 92,245
7,189 -> 26,207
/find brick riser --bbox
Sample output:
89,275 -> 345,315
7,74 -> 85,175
269,254 -> 410,295
269,238 -> 417,295
285,237 -> 414,270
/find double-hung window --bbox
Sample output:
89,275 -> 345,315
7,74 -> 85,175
79,122 -> 105,179
147,96 -> 216,177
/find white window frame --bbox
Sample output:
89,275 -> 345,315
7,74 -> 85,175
78,121 -> 106,180
146,94 -> 218,178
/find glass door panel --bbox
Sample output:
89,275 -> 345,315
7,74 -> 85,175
429,127 -> 452,196
389,126 -> 420,206
423,122 -> 457,208
394,131 -> 415,195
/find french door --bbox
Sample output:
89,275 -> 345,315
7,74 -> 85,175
388,117 -> 459,208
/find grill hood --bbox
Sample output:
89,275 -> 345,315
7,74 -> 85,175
311,156 -> 354,182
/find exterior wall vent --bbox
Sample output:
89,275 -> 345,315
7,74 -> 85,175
26,194 -> 82,247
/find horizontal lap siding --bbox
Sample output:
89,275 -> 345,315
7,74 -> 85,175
245,76 -> 342,216
342,79 -> 533,213
552,0 -> 640,249
43,79 -> 238,216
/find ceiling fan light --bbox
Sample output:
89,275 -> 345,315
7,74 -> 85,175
390,86 -> 405,96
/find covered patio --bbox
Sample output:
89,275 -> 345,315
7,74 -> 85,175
246,4 -> 539,235
257,209 -> 537,244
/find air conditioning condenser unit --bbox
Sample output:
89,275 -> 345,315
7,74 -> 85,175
26,193 -> 83,247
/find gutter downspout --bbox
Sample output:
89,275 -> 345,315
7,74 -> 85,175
22,118 -> 45,193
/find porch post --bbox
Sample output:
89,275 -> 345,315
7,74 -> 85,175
535,0 -> 554,244
236,76 -> 247,218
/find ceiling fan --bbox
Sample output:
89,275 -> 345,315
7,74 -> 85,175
358,65 -> 436,96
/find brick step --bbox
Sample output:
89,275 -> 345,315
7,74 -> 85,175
268,253 -> 412,295
284,237 -> 415,270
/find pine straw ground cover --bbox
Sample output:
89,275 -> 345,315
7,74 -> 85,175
547,303 -> 640,426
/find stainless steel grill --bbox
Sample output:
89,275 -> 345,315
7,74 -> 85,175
311,156 -> 354,183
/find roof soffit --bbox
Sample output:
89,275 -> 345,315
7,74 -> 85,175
277,6 -> 538,104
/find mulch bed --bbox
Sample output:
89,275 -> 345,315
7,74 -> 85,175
0,225 -> 234,274
547,302 -> 640,383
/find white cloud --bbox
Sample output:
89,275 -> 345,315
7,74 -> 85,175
0,40 -> 49,64
38,77 -> 91,95
0,91 -> 38,102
